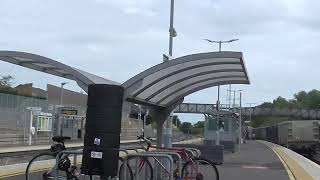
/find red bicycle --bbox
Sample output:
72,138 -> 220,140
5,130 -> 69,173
119,135 -> 219,180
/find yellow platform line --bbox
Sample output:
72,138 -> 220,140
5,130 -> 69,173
271,147 -> 296,180
273,147 -> 313,180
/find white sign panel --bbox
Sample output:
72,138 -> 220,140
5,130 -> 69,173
91,151 -> 103,159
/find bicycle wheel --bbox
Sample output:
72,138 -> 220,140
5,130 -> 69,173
25,153 -> 57,180
118,157 -> 133,180
119,156 -> 153,180
181,158 -> 219,180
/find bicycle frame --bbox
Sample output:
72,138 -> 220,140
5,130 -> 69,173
137,138 -> 200,177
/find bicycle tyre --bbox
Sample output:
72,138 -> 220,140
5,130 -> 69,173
119,156 -> 153,180
181,157 -> 219,180
25,152 -> 56,180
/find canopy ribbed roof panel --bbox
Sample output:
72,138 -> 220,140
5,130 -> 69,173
123,51 -> 250,107
0,51 -> 120,92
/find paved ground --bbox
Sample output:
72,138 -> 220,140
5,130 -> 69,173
217,140 -> 289,180
3,140 -> 289,180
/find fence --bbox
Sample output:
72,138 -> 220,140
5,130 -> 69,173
0,93 -> 153,145
0,93 -> 48,145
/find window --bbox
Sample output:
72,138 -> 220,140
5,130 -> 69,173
37,116 -> 52,131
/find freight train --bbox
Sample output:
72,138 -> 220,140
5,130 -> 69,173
252,120 -> 319,155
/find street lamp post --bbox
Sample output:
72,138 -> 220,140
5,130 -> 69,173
163,0 -> 177,148
204,38 -> 238,146
168,0 -> 176,58
58,82 -> 67,136
237,90 -> 243,154
204,39 -> 239,52
216,86 -> 220,145
246,103 -> 256,125
60,82 -> 68,106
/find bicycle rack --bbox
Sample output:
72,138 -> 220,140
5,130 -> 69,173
142,151 -> 182,178
185,148 -> 201,158
182,149 -> 197,159
119,149 -> 130,157
123,154 -> 174,180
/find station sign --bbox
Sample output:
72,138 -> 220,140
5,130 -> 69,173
27,107 -> 42,111
61,109 -> 78,115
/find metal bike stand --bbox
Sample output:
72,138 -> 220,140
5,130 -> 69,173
124,148 -> 143,154
184,149 -> 196,159
185,148 -> 201,158
123,154 -> 174,180
142,151 -> 182,177
54,150 -> 83,180
73,149 -> 83,166
119,149 -> 130,157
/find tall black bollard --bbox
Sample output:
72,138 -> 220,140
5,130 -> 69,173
81,84 -> 123,179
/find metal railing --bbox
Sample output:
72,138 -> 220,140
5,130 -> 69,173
35,145 -> 202,180
123,153 -> 174,180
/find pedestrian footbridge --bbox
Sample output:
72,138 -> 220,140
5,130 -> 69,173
174,102 -> 320,119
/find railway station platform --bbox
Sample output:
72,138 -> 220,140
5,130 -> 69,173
1,140 -> 320,179
218,140 -> 320,180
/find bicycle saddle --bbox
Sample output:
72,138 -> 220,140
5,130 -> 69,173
52,136 -> 71,143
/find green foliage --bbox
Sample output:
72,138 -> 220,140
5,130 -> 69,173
179,122 -> 192,134
258,89 -> 320,109
0,75 -> 16,95
259,102 -> 274,108
0,75 -> 14,87
253,89 -> 320,127
172,115 -> 181,128
194,121 -> 204,128
190,127 -> 203,135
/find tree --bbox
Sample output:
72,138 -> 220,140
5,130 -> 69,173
0,75 -> 14,87
179,122 -> 192,134
0,75 -> 16,94
273,96 -> 289,108
194,121 -> 204,128
172,115 -> 181,127
259,102 -> 274,108
294,91 -> 307,102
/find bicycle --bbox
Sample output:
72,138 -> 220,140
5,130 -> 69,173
25,136 -> 81,180
119,135 -> 219,180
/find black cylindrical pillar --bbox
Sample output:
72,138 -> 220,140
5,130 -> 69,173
81,84 -> 123,179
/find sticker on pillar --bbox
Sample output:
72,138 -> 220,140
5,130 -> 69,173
91,151 -> 103,159
94,138 -> 101,145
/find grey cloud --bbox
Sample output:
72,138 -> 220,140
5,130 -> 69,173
1,0 -> 320,123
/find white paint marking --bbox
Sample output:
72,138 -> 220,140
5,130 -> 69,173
242,165 -> 269,169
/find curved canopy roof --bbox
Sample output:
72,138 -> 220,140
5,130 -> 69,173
123,51 -> 250,107
0,50 -> 250,109
0,51 -> 119,92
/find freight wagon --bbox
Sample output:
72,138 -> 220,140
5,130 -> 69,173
252,127 -> 266,140
252,120 -> 319,151
278,120 -> 319,150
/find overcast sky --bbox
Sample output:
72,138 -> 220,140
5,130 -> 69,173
0,0 -> 319,123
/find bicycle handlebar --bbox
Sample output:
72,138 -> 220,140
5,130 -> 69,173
137,135 -> 152,143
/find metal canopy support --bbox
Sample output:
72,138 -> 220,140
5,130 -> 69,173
150,109 -> 168,147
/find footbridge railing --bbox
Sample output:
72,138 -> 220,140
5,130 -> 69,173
174,103 -> 320,119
